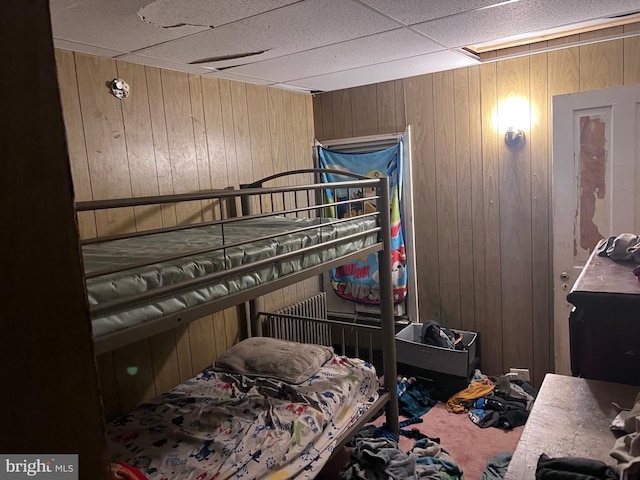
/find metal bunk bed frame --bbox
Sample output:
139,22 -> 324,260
76,168 -> 399,435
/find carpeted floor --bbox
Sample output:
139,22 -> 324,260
318,401 -> 524,480
386,402 -> 524,480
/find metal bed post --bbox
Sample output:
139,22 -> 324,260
378,176 -> 399,435
239,183 -> 263,338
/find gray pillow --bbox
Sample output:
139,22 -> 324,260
214,337 -> 334,384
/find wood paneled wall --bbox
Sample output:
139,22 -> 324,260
313,30 -> 640,386
55,51 -> 317,419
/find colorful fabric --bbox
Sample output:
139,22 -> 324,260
446,378 -> 496,413
110,463 -> 148,480
318,141 -> 407,304
106,354 -> 378,480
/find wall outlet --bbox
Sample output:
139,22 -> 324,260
509,368 -> 530,382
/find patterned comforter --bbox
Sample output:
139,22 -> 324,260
106,355 -> 379,480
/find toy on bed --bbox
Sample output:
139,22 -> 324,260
106,337 -> 381,480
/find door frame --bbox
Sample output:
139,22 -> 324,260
552,83 -> 640,374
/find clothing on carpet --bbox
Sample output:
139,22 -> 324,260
446,378 -> 496,413
397,376 -> 438,418
535,453 -> 620,480
481,452 -> 512,480
339,436 -> 464,480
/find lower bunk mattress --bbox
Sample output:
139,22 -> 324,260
106,353 -> 379,480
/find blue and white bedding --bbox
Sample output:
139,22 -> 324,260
106,354 -> 379,480
84,216 -> 377,338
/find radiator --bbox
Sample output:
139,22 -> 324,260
264,293 -> 331,346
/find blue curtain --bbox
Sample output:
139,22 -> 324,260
318,140 -> 407,305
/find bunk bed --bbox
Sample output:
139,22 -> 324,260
76,169 -> 399,479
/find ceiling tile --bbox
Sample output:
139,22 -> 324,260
49,0 -> 208,53
53,38 -> 125,58
290,50 -> 479,92
227,28 -> 443,81
137,0 -> 299,28
133,0 -> 400,69
359,0 -> 508,25
413,0 -> 640,48
202,70 -> 276,86
115,54 -> 214,75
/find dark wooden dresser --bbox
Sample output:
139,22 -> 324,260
567,243 -> 640,385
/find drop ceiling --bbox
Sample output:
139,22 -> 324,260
50,0 -> 640,92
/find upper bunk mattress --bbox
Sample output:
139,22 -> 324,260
106,354 -> 379,480
83,216 -> 377,338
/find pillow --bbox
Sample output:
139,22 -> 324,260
214,337 -> 334,384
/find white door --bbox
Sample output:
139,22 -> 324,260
553,84 -> 640,375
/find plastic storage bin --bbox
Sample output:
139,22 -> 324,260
395,323 -> 478,377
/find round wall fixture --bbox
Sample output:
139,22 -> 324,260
110,78 -> 130,99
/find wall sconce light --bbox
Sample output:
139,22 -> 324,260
494,96 -> 535,150
505,126 -> 525,148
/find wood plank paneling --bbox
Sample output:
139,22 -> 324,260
230,81 -> 254,183
312,94 -> 324,140
453,68 -> 475,333
331,89 -> 354,139
320,93 -> 335,141
530,52 -> 551,386
201,77 -> 230,190
117,61 -> 163,231
161,69 -> 202,225
148,330 -> 181,395
113,339 -> 155,413
219,79 -> 240,188
479,62 -> 502,376
75,53 -> 134,237
433,71 -> 461,328
580,39 -> 624,91
145,66 -> 178,227
376,81 -> 397,134
404,75 -> 440,321
497,56 -> 532,374
624,33 -> 640,85
394,80 -> 406,134
351,84 -> 378,137
54,49 -> 97,240
469,66 -> 485,337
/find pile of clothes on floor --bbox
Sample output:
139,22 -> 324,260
339,424 -> 463,480
335,372 -> 535,479
334,378 -> 461,479
446,370 -> 537,430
